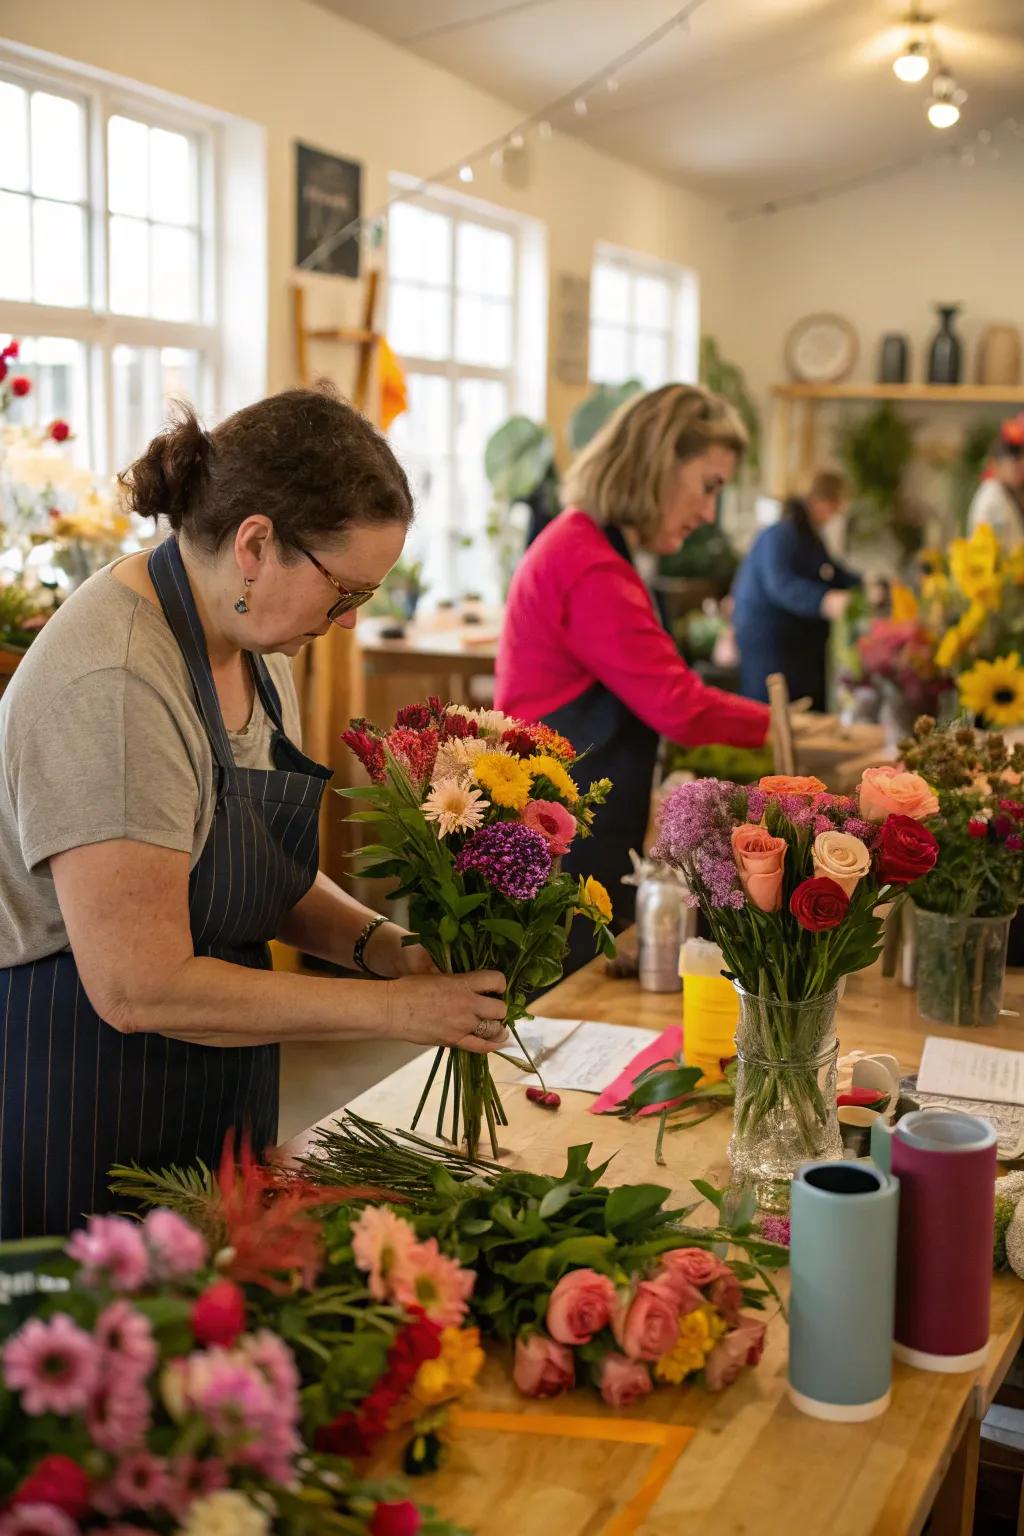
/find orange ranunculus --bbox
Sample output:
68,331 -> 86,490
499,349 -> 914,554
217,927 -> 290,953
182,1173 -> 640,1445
858,766 -> 939,823
757,775 -> 827,800
730,823 -> 787,912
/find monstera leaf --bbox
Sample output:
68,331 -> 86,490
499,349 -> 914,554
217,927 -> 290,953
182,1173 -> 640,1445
567,380 -> 644,453
484,416 -> 555,503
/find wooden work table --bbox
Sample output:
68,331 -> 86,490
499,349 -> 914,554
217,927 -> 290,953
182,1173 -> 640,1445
283,959 -> 1024,1536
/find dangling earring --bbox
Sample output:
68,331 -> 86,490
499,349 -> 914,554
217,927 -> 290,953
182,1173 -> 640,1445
234,578 -> 252,615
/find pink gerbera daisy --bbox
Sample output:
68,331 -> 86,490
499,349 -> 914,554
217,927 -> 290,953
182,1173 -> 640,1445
522,799 -> 577,856
143,1209 -> 207,1279
95,1301 -> 157,1382
191,1361 -> 277,1445
351,1207 -> 418,1301
67,1216 -> 149,1292
86,1374 -> 151,1454
3,1315 -> 100,1416
0,1506 -> 80,1536
392,1237 -> 475,1327
105,1451 -> 171,1513
242,1330 -> 300,1401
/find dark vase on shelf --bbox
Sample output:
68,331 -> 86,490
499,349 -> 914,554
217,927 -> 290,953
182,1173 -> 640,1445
879,334 -> 909,384
927,304 -> 963,385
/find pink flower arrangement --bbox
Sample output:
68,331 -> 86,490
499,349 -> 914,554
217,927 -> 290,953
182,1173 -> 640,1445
351,1206 -> 476,1328
3,1315 -> 100,1416
143,1208 -> 207,1278
545,1268 -> 616,1345
66,1216 -> 149,1292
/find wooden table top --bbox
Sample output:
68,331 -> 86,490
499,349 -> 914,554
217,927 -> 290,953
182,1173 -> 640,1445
284,960 -> 1024,1536
357,614 -> 500,663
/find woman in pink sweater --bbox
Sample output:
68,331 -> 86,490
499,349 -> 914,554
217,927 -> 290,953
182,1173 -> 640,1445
495,384 -> 770,962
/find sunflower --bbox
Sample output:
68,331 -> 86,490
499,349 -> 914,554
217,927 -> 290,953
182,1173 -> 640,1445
472,751 -> 533,811
527,753 -> 579,804
959,653 -> 1024,728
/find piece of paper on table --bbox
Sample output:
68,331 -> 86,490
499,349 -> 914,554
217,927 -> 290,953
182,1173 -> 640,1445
907,1084 -> 1024,1161
589,1026 -> 683,1117
917,1037 -> 1024,1107
512,1016 -> 664,1095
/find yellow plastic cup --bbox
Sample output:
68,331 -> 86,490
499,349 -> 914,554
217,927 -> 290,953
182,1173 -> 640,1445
680,941 -> 739,1083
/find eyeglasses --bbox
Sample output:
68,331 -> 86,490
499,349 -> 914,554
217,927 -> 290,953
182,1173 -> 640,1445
300,548 -> 379,624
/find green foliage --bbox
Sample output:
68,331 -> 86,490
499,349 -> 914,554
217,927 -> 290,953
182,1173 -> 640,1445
663,742 -> 774,784
566,380 -> 644,453
658,522 -> 738,584
838,403 -> 920,558
0,580 -> 46,651
994,1192 -> 1014,1271
484,416 -> 555,502
699,336 -> 761,470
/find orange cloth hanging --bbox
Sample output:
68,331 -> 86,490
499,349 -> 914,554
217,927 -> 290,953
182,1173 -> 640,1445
378,337 -> 408,430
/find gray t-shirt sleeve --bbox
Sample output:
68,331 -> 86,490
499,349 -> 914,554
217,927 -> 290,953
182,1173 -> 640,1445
10,667 -> 202,871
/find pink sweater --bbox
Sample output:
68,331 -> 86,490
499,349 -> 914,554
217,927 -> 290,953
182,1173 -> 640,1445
495,509 -> 770,749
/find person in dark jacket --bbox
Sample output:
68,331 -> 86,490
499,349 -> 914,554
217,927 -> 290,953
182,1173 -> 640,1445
732,469 -> 860,712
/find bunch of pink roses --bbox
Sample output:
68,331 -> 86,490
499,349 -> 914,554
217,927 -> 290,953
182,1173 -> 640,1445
512,1251 -> 766,1407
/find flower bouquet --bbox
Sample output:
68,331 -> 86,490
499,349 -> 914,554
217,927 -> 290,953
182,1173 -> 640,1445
919,525 -> 1024,727
654,771 -> 939,1206
899,717 -> 1024,1025
341,700 -> 614,1157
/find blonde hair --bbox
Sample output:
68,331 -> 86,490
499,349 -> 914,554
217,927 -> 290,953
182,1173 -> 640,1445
807,469 -> 848,505
561,383 -> 747,541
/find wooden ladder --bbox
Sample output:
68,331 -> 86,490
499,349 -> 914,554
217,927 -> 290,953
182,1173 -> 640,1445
292,269 -> 381,415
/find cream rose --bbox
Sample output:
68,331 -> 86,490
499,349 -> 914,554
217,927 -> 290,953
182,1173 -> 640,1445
812,830 -> 872,898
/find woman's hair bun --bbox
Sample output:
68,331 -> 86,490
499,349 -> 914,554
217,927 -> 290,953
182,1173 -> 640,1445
117,403 -> 211,529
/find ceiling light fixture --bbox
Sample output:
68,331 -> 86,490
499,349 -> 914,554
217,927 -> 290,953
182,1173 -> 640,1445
458,163 -> 475,183
893,8 -> 932,83
573,97 -> 588,116
927,69 -> 965,128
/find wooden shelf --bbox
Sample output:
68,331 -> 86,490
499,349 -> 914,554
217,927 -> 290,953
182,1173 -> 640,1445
772,381 -> 1024,404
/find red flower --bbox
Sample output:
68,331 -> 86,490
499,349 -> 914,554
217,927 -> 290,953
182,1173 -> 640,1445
385,726 -> 438,784
49,420 -> 71,443
967,819 -> 990,840
439,711 -> 478,741
1000,799 -> 1024,821
2,340 -> 18,359
11,376 -> 31,397
394,702 -> 434,730
192,1279 -> 246,1347
11,1455 -> 90,1518
993,814 -> 1016,841
342,725 -> 387,784
371,1502 -> 422,1536
1008,834 -> 1024,852
875,814 -> 939,887
387,1316 -> 443,1386
0,361 -> 7,385
789,876 -> 849,932
502,726 -> 539,759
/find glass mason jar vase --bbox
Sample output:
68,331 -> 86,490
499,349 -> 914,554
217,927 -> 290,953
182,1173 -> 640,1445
914,907 -> 1012,1028
727,987 -> 843,1212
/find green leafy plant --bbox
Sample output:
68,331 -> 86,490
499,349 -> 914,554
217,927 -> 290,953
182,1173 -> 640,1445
699,336 -> 760,470
567,379 -> 643,453
663,742 -> 774,783
0,578 -> 47,651
951,418 -> 1001,534
484,416 -> 554,503
837,403 -> 920,557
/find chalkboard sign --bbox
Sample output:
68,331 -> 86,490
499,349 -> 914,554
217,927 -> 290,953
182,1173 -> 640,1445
295,142 -> 362,278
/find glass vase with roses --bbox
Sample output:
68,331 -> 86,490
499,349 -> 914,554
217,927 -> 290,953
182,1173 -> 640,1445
655,771 -> 939,1207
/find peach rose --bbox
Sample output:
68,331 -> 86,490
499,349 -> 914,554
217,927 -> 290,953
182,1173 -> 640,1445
652,1264 -> 703,1314
598,1353 -> 653,1408
612,1279 -> 680,1362
545,1268 -> 616,1346
513,1333 -> 575,1397
858,767 -> 939,823
658,1248 -> 732,1288
811,830 -> 872,897
709,1272 -> 743,1327
704,1316 -> 767,1391
731,824 -> 787,913
758,775 -> 826,800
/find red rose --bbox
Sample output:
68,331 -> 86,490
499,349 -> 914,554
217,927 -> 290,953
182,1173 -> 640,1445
11,376 -> 31,397
191,1279 -> 246,1346
11,1455 -> 90,1518
370,1501 -> 422,1536
49,420 -> 71,443
2,340 -> 18,359
0,361 -> 7,385
875,814 -> 939,887
789,876 -> 849,932
967,819 -> 989,840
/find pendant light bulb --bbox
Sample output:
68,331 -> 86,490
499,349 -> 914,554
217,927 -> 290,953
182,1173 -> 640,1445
928,99 -> 960,128
928,70 -> 961,130
893,39 -> 930,83
458,163 -> 474,183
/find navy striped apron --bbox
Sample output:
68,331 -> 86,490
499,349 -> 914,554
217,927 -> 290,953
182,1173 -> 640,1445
0,536 -> 330,1238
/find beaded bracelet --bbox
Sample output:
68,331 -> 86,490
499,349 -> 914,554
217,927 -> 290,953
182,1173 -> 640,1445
353,914 -> 389,977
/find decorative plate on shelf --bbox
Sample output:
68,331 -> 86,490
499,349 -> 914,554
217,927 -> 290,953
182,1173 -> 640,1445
785,313 -> 859,383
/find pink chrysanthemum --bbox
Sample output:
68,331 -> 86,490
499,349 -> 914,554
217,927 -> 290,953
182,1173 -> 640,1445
0,1507 -> 80,1536
3,1315 -> 100,1416
191,1360 -> 278,1444
86,1373 -> 152,1454
143,1209 -> 207,1279
67,1215 -> 149,1292
95,1301 -> 157,1382
392,1237 -> 475,1327
351,1207 -> 417,1301
242,1330 -> 300,1402
162,1456 -> 229,1522
105,1451 -> 171,1513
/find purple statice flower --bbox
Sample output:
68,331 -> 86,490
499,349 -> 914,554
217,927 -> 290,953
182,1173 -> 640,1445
455,821 -> 552,901
812,815 -> 834,835
843,817 -> 880,845
778,793 -> 814,825
744,788 -> 767,823
654,779 -> 738,863
759,1215 -> 790,1247
693,848 -> 744,908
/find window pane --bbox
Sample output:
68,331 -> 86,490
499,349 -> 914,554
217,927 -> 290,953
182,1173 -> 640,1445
590,323 -> 629,384
109,214 -> 149,314
112,345 -> 202,467
0,81 -> 29,192
161,347 -> 200,407
455,294 -> 511,368
634,273 -> 670,328
389,201 -> 450,284
30,91 -> 85,203
149,127 -> 194,224
32,199 -> 86,306
0,191 -> 32,300
13,336 -> 91,465
591,261 -> 629,324
389,372 -> 454,600
151,223 -> 198,320
633,330 -> 670,389
389,281 -> 449,361
107,114 -> 149,217
455,376 -> 508,543
112,345 -> 148,469
456,221 -> 513,298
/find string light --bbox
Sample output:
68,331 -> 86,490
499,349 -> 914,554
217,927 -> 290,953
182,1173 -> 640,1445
458,163 -> 475,183
573,96 -> 589,116
606,75 -> 620,93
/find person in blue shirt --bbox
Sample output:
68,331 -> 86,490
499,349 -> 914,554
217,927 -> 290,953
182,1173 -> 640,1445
732,469 -> 861,712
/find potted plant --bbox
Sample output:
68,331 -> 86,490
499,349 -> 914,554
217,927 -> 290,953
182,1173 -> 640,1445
838,402 -> 920,562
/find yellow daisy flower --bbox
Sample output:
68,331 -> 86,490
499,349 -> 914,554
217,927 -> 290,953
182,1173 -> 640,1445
577,875 -> 613,925
527,753 -> 579,804
959,653 -> 1024,728
1006,546 -> 1024,585
472,751 -> 533,811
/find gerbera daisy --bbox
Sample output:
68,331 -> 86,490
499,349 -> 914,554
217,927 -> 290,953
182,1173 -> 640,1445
522,799 -> 576,855
526,753 -> 579,805
959,653 -> 1024,728
421,779 -> 486,837
392,1237 -> 475,1328
95,1300 -> 158,1382
351,1206 -> 418,1299
472,751 -> 533,811
3,1315 -> 100,1416
67,1215 -> 150,1292
433,734 -> 502,785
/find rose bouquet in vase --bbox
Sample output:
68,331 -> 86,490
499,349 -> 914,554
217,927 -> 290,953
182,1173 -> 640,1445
342,700 -> 614,1158
654,772 -> 939,1209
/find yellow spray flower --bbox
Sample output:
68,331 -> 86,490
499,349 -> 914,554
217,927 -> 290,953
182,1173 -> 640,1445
527,753 -> 579,804
472,752 -> 533,811
921,571 -> 950,608
959,653 -> 1024,728
935,626 -> 964,671
654,1307 -> 718,1385
411,1327 -> 485,1409
958,601 -> 988,645
889,583 -> 919,622
1006,546 -> 1024,585
576,875 -> 613,925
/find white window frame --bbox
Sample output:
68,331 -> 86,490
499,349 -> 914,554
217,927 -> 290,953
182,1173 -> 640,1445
589,240 -> 700,388
386,174 -> 546,602
0,46 -> 222,473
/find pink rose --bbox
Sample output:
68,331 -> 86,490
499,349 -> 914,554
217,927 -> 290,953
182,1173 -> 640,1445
709,1272 -> 743,1327
858,767 -> 939,823
598,1352 -> 653,1408
658,1248 -> 731,1288
513,1333 -> 575,1398
704,1317 -> 766,1391
652,1264 -> 702,1313
546,1268 -> 616,1346
612,1280 -> 679,1362
522,800 -> 577,857
730,824 -> 787,912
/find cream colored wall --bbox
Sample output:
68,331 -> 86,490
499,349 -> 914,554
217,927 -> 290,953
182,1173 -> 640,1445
1,0 -> 737,454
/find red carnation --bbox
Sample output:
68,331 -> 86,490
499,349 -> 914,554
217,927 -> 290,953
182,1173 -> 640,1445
967,819 -> 989,840
11,1455 -> 90,1519
342,725 -> 387,784
2,340 -> 18,359
502,726 -> 539,759
49,419 -> 71,443
789,876 -> 849,932
1000,799 -> 1024,821
191,1278 -> 246,1347
394,702 -> 434,730
11,376 -> 31,397
439,711 -> 479,741
371,1502 -> 423,1536
387,1316 -> 442,1385
876,814 -> 939,887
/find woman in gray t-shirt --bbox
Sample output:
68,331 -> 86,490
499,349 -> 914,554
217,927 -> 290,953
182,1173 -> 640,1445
0,385 -> 508,1238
